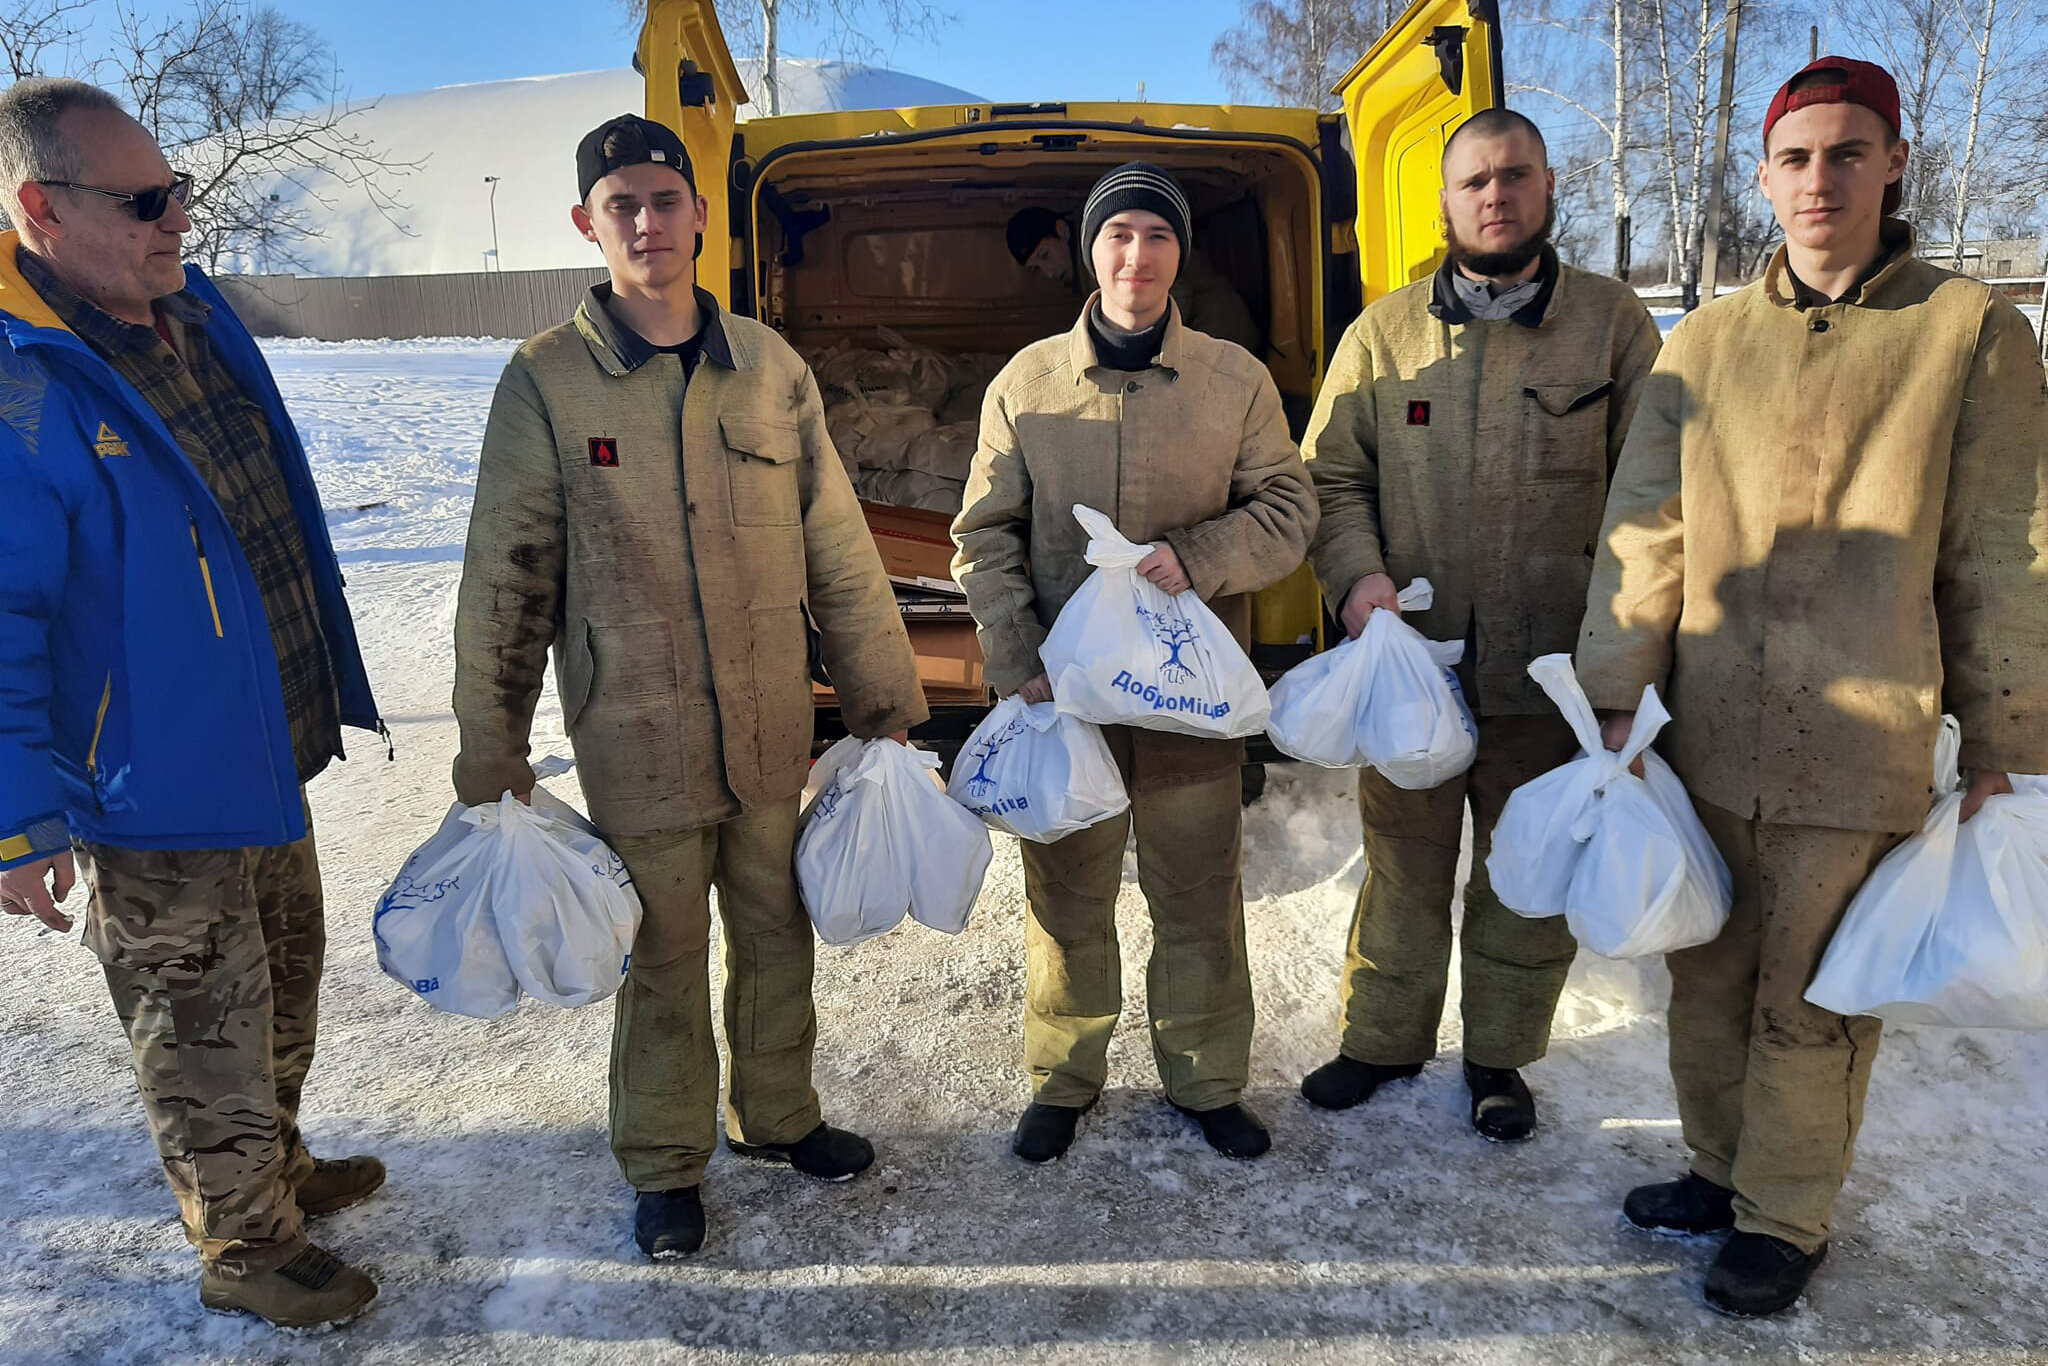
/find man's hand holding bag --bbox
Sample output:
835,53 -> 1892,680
1036,504 -> 1271,740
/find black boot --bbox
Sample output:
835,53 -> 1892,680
1464,1062 -> 1536,1142
1299,1057 -> 1424,1111
729,1123 -> 875,1181
1013,1101 -> 1091,1164
1705,1232 -> 1828,1317
633,1186 -> 706,1260
1623,1172 -> 1737,1235
1172,1101 -> 1272,1159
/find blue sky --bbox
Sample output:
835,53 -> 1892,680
251,1 -> 1254,105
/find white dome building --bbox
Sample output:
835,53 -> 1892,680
236,60 -> 984,278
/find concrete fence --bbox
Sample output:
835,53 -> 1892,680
212,266 -> 610,341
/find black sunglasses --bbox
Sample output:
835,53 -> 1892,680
38,171 -> 193,222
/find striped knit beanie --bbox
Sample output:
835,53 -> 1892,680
1079,162 -> 1191,278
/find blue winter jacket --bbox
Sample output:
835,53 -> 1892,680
0,237 -> 381,869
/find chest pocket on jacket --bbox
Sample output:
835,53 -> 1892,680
722,417 -> 802,527
1522,380 -> 1612,484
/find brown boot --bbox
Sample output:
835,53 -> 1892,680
200,1245 -> 378,1330
296,1155 -> 387,1217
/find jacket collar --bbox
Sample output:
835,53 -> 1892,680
1428,246 -> 1561,328
1763,218 -> 1917,310
1067,292 -> 1186,382
575,282 -> 738,377
0,232 -> 68,333
14,245 -> 212,361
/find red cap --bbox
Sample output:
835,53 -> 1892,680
1763,57 -> 1904,213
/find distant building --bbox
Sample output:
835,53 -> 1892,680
1917,237 -> 2046,281
221,61 -> 986,279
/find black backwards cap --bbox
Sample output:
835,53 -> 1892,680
577,113 -> 696,202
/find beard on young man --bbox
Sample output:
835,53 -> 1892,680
1445,194 -> 1558,276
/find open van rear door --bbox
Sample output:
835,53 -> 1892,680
637,0 -> 750,307
1333,0 -> 1503,303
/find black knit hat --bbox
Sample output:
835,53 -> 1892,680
1079,162 -> 1191,278
1005,206 -> 1065,265
577,113 -> 695,202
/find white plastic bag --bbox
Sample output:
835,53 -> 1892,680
1488,653 -> 1732,958
373,788 -> 642,1016
1806,719 -> 2048,1027
1265,578 -> 1476,788
488,788 -> 642,1008
947,695 -> 1130,842
373,804 -> 522,1019
798,738 -> 994,943
1038,504 -> 1271,740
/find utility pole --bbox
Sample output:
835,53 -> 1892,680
258,192 -> 280,275
483,175 -> 502,272
1697,0 -> 1743,309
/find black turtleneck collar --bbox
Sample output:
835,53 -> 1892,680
1086,300 -> 1169,371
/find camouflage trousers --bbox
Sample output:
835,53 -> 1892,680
75,798 -> 322,1278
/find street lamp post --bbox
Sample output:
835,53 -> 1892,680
483,175 -> 502,272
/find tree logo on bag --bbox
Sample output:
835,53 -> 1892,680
1136,604 -> 1201,685
812,783 -> 846,822
962,713 -> 1030,798
379,871 -> 461,914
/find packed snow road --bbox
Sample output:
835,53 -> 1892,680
3,337 -> 2044,1366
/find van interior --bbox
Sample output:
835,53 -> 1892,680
742,134 -> 1330,517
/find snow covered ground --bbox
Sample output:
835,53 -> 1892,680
4,337 -> 2048,1365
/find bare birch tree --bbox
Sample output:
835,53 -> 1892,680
1513,0 -> 1647,277
619,1 -> 947,118
1935,0 -> 2047,268
1841,0 -> 1954,222
720,0 -> 947,116
1650,0 -> 1720,303
1211,0 -> 1381,111
0,0 -> 89,79
103,0 -> 417,272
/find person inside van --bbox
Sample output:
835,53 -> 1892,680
1005,204 -> 1264,354
957,163 -> 1317,1164
451,113 -> 928,1262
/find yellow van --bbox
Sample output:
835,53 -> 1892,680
635,0 -> 1502,759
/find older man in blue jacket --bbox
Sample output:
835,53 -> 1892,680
0,80 -> 384,1329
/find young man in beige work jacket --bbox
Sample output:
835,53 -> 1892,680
1578,59 -> 2048,1316
1300,109 -> 1661,1141
954,163 -> 1318,1164
452,116 -> 927,1261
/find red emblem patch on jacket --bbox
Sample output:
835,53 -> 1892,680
588,437 -> 619,467
1406,401 -> 1431,427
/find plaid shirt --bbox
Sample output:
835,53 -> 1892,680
21,250 -> 341,783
